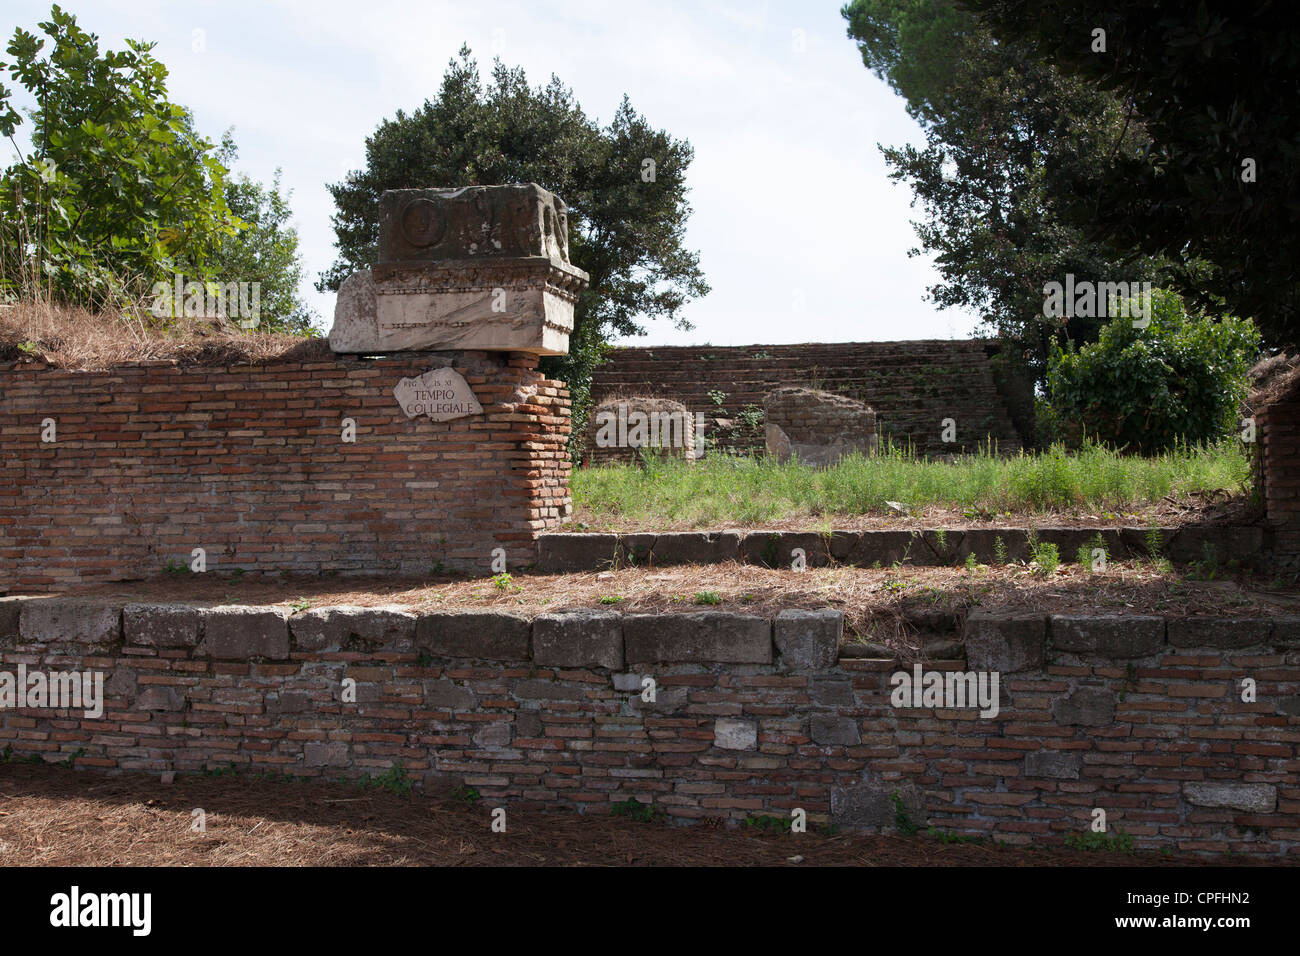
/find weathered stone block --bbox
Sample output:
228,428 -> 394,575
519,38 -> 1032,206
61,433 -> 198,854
423,680 -> 476,710
741,532 -> 830,568
19,600 -> 120,645
629,531 -> 741,566
534,534 -> 619,572
612,672 -> 643,692
623,612 -> 771,664
1184,782 -> 1276,813
201,606 -> 289,660
810,714 -> 860,746
415,612 -> 529,661
533,609 -> 622,669
1024,750 -> 1081,779
774,608 -> 842,670
848,530 -> 928,567
964,610 -> 1047,672
304,742 -> 349,768
1167,617 -> 1271,650
330,185 -> 589,356
811,678 -> 855,706
136,686 -> 185,712
714,718 -> 757,750
1050,615 -> 1164,658
124,604 -> 201,648
0,596 -> 27,645
290,605 -> 416,652
831,782 -> 924,830
473,722 -> 513,748
765,386 -> 876,466
1051,687 -> 1115,726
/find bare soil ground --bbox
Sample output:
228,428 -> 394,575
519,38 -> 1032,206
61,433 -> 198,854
0,762 -> 1279,867
25,560 -> 1291,647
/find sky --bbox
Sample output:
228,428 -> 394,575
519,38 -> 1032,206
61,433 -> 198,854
2,0 -> 984,346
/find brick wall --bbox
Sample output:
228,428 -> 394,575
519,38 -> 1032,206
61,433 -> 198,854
0,346 -> 571,589
589,340 -> 1036,457
1,597 -> 1296,857
1258,379 -> 1300,569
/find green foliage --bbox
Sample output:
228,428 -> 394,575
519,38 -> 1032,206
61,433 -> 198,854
693,590 -> 721,606
891,790 -> 918,836
492,572 -> 520,592
205,138 -> 317,334
611,798 -> 665,823
1044,290 -> 1260,453
1065,827 -> 1135,855
452,785 -> 481,805
743,814 -> 794,834
993,535 -> 1007,565
320,46 -> 709,456
0,6 -> 237,305
964,0 -> 1300,345
570,438 -> 1249,527
842,0 -> 1168,381
1030,541 -> 1059,576
361,762 -> 413,797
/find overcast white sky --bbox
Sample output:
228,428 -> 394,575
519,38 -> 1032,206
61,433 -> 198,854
3,0 -> 983,346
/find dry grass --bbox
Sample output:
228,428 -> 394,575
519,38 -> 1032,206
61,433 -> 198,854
49,560 -> 1289,650
0,296 -> 312,369
0,762 -> 1276,866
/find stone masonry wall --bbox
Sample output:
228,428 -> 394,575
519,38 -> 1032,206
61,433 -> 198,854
1,597 -> 1296,857
0,347 -> 570,590
589,340 -> 1035,457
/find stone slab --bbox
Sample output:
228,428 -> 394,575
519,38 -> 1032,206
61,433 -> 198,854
623,612 -> 772,664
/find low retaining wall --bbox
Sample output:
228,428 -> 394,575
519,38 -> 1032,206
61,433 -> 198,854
535,525 -> 1265,571
2,597 -> 1296,856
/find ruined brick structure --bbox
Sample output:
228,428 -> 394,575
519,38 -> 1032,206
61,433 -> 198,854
589,339 -> 1035,457
1257,374 -> 1300,570
0,343 -> 570,589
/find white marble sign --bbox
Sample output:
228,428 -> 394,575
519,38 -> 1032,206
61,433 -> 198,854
393,367 -> 483,421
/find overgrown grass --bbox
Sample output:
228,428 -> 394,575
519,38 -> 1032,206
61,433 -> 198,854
571,439 -> 1250,527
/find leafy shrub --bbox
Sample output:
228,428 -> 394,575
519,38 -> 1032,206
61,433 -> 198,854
1044,289 -> 1259,453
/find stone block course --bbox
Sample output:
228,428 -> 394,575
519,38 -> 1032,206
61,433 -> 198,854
623,612 -> 772,664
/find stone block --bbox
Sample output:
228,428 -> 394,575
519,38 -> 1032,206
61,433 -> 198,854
201,606 -> 290,660
423,680 -> 476,710
415,612 -> 529,661
1024,751 -> 1081,779
1050,615 -> 1165,658
124,604 -> 201,648
1183,782 -> 1276,813
831,782 -> 924,830
290,605 -> 416,652
1051,687 -> 1115,726
135,686 -> 185,712
623,612 -> 771,664
964,610 -> 1047,672
810,714 -> 860,746
714,718 -> 757,751
534,534 -> 618,572
1167,617 -> 1272,650
774,608 -> 842,670
304,742 -> 349,768
19,600 -> 121,645
741,531 -> 830,568
532,609 -> 622,669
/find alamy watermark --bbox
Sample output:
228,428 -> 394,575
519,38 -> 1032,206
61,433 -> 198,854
890,664 -> 1000,718
0,664 -> 104,718
149,272 -> 261,329
1042,275 -> 1152,328
593,404 -> 706,459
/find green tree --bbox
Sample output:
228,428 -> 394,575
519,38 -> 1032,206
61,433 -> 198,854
843,0 -> 1169,382
1045,289 -> 1260,453
962,0 -> 1300,346
0,5 -> 237,305
206,136 -> 317,335
321,46 -> 709,449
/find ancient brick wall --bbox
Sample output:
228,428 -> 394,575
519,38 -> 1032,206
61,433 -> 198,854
1258,379 -> 1300,569
1,597 -> 1296,857
0,345 -> 570,589
589,340 -> 1036,457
